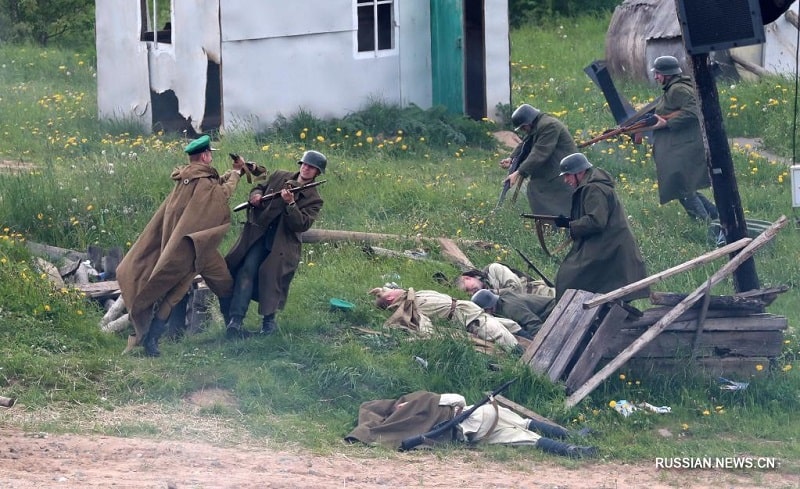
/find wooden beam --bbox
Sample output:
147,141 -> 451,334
437,237 -> 475,271
730,52 -> 770,78
565,216 -> 786,408
582,238 -> 751,309
650,291 -> 766,312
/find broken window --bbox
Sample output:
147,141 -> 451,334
140,0 -> 173,43
356,0 -> 394,53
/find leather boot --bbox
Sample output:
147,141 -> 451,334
535,437 -> 598,458
218,296 -> 232,326
144,318 -> 167,357
260,314 -> 277,335
679,194 -> 710,221
225,316 -> 252,339
527,419 -> 570,439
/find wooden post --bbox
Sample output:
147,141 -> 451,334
565,216 -> 786,408
689,52 -> 759,292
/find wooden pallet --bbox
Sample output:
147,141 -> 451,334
522,289 -> 600,382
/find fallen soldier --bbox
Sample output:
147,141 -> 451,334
455,262 -> 554,298
368,286 -> 524,349
344,390 -> 597,458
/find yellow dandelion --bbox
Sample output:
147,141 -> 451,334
44,305 -> 51,312
702,410 -> 710,416
782,364 -> 793,372
356,130 -> 363,137
86,204 -> 93,211
366,137 -> 374,144
681,423 -> 689,431
619,374 -> 626,380
756,364 -> 764,371
37,213 -> 44,220
76,310 -> 83,315
609,400 -> 617,408
316,135 -> 325,142
0,258 -> 6,265
300,132 -> 306,140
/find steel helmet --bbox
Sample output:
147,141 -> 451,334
471,289 -> 499,310
511,104 -> 541,131
559,153 -> 593,176
651,55 -> 682,76
298,150 -> 327,174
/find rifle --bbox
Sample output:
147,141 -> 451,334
495,157 -> 523,210
399,378 -> 516,451
520,214 -> 572,257
514,248 -> 555,288
577,113 -> 658,148
233,180 -> 326,212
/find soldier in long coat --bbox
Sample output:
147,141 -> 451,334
502,104 -> 576,216
117,135 -> 244,357
222,151 -> 325,337
553,153 -> 649,302
645,56 -> 717,220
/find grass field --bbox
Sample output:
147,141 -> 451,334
1,13 -> 799,466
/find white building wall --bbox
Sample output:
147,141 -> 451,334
95,1 -> 151,131
484,0 -> 511,120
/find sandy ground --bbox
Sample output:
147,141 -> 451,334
2,426 -> 799,489
1,390 -> 798,488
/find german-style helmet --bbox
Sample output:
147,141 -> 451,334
559,153 -> 593,176
511,104 -> 542,131
298,150 -> 327,174
651,55 -> 682,76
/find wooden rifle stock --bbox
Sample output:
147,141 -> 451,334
233,180 -> 326,212
577,113 -> 658,148
399,378 -> 516,451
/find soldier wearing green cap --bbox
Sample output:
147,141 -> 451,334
116,135 -> 246,357
221,150 -> 327,338
630,55 -> 717,221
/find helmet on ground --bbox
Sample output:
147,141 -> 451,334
471,289 -> 499,310
298,150 -> 327,174
511,104 -> 541,131
559,153 -> 593,176
651,55 -> 682,76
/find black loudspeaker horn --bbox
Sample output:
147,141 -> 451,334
676,0 -> 765,55
760,0 -> 795,24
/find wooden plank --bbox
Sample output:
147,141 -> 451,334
545,291 -> 599,381
623,307 -> 756,328
602,330 -> 784,358
521,289 -> 576,363
650,291 -> 766,312
565,303 -> 629,394
582,238 -> 751,309
620,315 -> 788,333
529,290 -> 595,377
437,237 -> 474,271
76,280 -> 120,298
625,357 -> 771,379
494,395 -> 569,430
565,216 -> 787,408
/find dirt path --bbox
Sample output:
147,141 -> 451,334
1,427 -> 798,489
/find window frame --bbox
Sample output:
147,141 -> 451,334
354,0 -> 397,58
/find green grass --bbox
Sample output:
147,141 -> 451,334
1,13 -> 799,467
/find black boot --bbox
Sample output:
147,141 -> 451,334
535,437 -> 598,458
697,193 -> 718,220
679,194 -> 710,221
225,316 -> 252,339
144,318 -> 167,357
260,314 -> 277,335
527,419 -> 570,439
218,296 -> 232,326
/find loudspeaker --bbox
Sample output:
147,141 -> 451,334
676,0 -> 765,55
